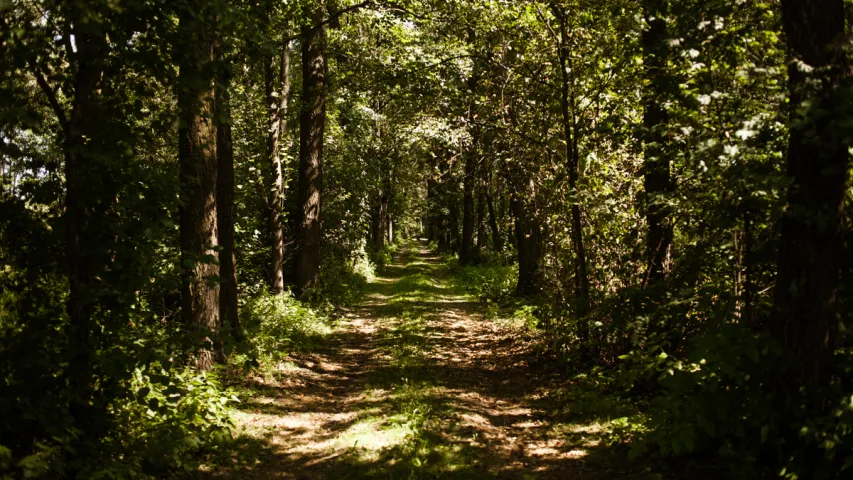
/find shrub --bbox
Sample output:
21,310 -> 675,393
304,240 -> 378,307
452,262 -> 517,306
99,367 -> 238,478
240,291 -> 334,368
368,244 -> 395,272
2,365 -> 238,479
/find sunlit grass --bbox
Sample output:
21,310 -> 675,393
335,416 -> 415,458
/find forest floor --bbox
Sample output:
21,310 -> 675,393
209,244 -> 651,479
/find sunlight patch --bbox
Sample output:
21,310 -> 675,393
334,416 -> 414,458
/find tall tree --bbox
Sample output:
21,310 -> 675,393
266,41 -> 292,294
43,0 -> 110,433
552,4 -> 591,314
773,0 -> 851,390
476,157 -> 488,251
217,49 -> 239,341
459,30 -> 480,265
641,0 -> 673,286
293,10 -> 327,296
178,0 -> 221,369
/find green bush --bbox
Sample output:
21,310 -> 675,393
302,241 -> 378,307
368,243 -> 396,272
617,324 -> 780,476
100,367 -> 238,478
623,325 -> 853,478
240,291 -> 334,368
452,262 -> 517,306
1,365 -> 238,479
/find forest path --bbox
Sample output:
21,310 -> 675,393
216,244 -> 639,479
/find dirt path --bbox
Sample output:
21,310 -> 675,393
214,245 -> 642,479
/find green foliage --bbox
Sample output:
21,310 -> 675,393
2,0 -> 853,477
453,261 -> 517,306
0,364 -> 238,479
240,291 -> 335,368
310,243 -> 377,306
368,244 -> 396,273
452,260 -> 544,332
96,367 -> 238,478
620,326 -> 779,463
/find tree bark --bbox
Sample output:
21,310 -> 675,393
511,191 -> 543,296
294,14 -> 326,296
217,56 -> 239,343
487,192 -> 502,252
461,148 -> 476,264
774,0 -> 850,391
553,7 -> 591,314
178,3 -> 220,370
449,192 -> 461,252
61,7 -> 107,432
266,42 -> 291,295
641,0 -> 673,286
372,190 -> 388,250
476,156 -> 488,251
460,28 -> 479,265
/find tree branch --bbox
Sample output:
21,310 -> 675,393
35,70 -> 69,134
307,0 -> 374,34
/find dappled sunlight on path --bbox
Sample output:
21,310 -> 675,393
209,244 -> 647,479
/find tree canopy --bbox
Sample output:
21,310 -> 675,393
2,0 -> 853,478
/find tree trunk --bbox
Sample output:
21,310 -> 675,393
62,10 -> 106,433
266,42 -> 291,295
178,4 -> 220,370
487,192 -> 502,252
460,29 -> 479,265
511,192 -> 543,296
553,8 -> 591,314
773,0 -> 850,391
216,56 -> 239,343
294,15 -> 326,296
460,147 -> 477,264
476,157 -> 488,251
372,192 -> 387,250
641,0 -> 673,286
449,195 -> 461,252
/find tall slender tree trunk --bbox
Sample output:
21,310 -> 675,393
61,9 -> 106,433
461,148 -> 476,264
460,29 -> 479,265
449,191 -> 461,252
266,42 -> 291,294
372,190 -> 388,250
553,8 -> 591,314
773,0 -> 850,391
294,15 -> 326,296
476,156 -> 488,251
178,2 -> 220,370
642,0 -> 673,286
216,56 -> 239,342
487,191 -> 502,252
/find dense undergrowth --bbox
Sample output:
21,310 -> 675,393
0,244 -> 382,479
450,256 -> 853,479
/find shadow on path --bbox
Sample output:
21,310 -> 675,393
207,244 -> 649,479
